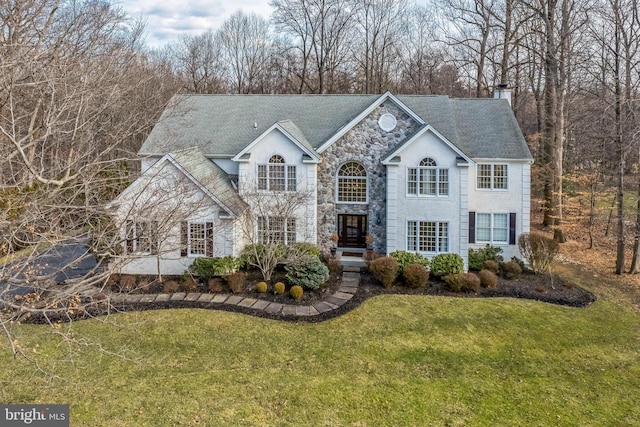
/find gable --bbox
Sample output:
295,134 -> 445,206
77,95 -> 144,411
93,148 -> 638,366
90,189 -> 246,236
383,126 -> 472,166
112,148 -> 246,218
232,121 -> 320,164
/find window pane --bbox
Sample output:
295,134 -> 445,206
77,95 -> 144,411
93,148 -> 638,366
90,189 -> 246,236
337,163 -> 367,202
269,164 -> 285,191
476,213 -> 491,241
439,169 -> 449,196
494,165 -> 508,189
287,218 -> 296,244
189,223 -> 205,255
419,222 -> 436,252
493,213 -> 508,242
258,165 -> 267,190
407,221 -> 417,251
439,222 -> 449,252
477,164 -> 492,189
420,168 -> 436,195
287,165 -> 296,191
407,168 -> 417,195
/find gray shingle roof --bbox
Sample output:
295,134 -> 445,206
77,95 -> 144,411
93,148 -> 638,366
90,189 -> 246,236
168,148 -> 247,216
140,94 -> 532,161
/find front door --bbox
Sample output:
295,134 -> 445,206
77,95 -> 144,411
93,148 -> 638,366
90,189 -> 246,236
338,214 -> 367,248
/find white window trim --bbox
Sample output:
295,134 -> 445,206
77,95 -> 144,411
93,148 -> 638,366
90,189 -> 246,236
336,162 -> 368,205
476,213 -> 509,244
257,216 -> 297,245
476,163 -> 509,191
257,158 -> 297,192
187,221 -> 208,258
125,220 -> 158,255
406,166 -> 450,197
406,220 -> 449,254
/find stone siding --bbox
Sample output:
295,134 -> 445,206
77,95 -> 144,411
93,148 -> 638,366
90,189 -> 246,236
317,101 -> 420,253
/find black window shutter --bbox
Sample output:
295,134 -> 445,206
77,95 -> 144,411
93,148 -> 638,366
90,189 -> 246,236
468,212 -> 476,244
509,213 -> 517,245
181,222 -> 188,257
206,222 -> 214,257
150,221 -> 159,255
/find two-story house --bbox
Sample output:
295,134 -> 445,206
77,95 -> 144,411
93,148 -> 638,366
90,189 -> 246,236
109,91 -> 532,275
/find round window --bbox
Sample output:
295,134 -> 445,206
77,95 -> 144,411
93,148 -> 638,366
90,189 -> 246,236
378,113 -> 397,132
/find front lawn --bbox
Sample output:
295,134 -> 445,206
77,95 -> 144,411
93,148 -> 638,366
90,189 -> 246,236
1,289 -> 639,426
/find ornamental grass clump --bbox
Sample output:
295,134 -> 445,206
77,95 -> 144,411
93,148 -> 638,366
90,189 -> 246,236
290,285 -> 303,299
402,263 -> 429,288
518,232 -> 558,274
368,256 -> 399,288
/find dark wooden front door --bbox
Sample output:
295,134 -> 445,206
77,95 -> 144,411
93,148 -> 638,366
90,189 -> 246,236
338,214 -> 367,248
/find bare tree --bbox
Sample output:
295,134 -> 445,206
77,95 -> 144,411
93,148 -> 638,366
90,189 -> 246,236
217,11 -> 274,94
0,0 -> 176,366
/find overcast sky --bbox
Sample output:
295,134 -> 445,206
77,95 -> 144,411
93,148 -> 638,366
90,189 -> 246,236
119,0 -> 274,48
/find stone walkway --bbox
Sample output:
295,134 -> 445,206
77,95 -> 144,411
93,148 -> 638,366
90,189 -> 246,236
108,270 -> 361,318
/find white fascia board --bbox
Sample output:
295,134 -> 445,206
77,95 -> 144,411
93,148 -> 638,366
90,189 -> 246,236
231,123 -> 320,163
317,92 -> 426,154
381,126 -> 473,165
473,157 -> 534,164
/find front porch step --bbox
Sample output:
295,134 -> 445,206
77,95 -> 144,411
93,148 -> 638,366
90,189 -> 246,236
338,255 -> 366,268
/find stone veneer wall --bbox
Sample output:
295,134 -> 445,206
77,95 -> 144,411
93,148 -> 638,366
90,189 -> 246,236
317,101 -> 420,253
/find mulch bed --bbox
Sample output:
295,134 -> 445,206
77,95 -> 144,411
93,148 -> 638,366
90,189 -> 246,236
16,267 -> 596,325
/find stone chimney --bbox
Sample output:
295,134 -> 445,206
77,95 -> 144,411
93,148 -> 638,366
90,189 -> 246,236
493,83 -> 512,106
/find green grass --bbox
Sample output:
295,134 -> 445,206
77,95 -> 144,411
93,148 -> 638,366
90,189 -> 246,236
2,293 -> 639,426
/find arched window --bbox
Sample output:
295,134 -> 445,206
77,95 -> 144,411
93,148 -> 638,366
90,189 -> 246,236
407,157 -> 449,196
337,162 -> 367,203
258,154 -> 296,191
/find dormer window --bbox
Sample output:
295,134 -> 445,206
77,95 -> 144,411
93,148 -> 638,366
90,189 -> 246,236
407,157 -> 449,196
258,155 -> 296,192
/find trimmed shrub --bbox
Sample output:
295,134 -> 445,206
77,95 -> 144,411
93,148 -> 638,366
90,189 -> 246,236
226,271 -> 245,293
368,256 -> 399,288
518,232 -> 559,274
484,260 -> 499,273
430,253 -> 464,278
119,275 -> 137,292
479,269 -> 498,288
288,242 -> 321,258
290,285 -> 303,299
241,243 -> 287,266
502,261 -> 522,279
162,280 -> 179,293
274,282 -> 286,295
207,278 -> 225,293
285,256 -> 329,290
444,273 -> 464,292
389,250 -> 430,273
190,256 -> 242,279
462,273 -> 481,292
468,245 -> 504,271
256,281 -> 268,293
179,277 -> 198,292
190,257 -> 217,280
444,273 -> 480,293
403,263 -> 429,288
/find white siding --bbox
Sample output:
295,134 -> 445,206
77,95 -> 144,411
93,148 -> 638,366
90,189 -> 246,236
111,160 -> 234,275
390,131 -> 462,259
